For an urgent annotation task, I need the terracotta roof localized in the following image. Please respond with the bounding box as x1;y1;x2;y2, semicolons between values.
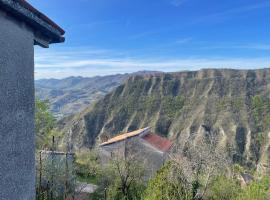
100;127;150;146
142;133;172;152
0;0;65;43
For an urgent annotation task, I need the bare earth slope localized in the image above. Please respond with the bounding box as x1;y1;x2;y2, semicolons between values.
58;68;270;172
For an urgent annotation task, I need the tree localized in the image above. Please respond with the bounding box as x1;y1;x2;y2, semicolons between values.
91;148;146;200
168;133;232;200
143;162;192;200
35;98;55;149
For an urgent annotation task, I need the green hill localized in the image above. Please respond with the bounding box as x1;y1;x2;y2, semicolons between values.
58;68;270;172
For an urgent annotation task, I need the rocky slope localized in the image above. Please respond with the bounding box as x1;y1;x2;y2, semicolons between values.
57;68;270;172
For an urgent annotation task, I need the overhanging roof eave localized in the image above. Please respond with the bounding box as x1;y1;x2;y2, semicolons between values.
0;0;65;44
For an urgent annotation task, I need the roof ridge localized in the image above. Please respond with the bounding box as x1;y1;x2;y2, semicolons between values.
100;127;150;146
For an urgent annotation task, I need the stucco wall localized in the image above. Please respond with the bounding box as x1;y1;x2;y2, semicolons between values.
100;136;166;180
0;10;35;200
127;137;166;179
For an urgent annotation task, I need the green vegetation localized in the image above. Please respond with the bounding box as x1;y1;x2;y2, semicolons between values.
36;152;76;200
251;95;270;132
35;98;56;149
90;154;146;200
205;176;241;200
236;176;270;200
85;156;270;200
216;97;244;113
79;135;270;200
143;162;192;200
144;164;270;200
35;99;76;199
75;150;101;185
35;98;65;150
161;96;185;118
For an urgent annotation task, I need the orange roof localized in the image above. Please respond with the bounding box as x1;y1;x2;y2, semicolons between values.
100;127;150;146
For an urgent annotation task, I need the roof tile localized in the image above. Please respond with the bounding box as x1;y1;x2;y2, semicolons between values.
142;133;172;152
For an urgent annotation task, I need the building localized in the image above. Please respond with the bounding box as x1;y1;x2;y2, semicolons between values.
99;127;173;178
0;0;64;199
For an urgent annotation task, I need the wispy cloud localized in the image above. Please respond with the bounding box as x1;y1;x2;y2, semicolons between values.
34;47;270;79
199;43;270;50
193;1;270;24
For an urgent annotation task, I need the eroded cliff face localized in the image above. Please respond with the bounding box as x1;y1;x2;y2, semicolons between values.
58;68;270;172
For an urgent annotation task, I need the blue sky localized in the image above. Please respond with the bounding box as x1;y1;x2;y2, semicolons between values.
29;0;270;79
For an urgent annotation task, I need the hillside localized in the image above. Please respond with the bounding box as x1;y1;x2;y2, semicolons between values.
57;68;270;172
36;71;159;118
35;74;129;118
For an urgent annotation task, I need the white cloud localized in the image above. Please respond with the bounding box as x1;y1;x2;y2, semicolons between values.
34;47;270;79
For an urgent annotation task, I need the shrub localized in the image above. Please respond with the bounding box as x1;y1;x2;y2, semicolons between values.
205;176;241;200
143;162;192;200
236;176;270;200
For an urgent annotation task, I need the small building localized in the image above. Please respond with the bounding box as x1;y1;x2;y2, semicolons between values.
0;0;64;199
99;127;173;178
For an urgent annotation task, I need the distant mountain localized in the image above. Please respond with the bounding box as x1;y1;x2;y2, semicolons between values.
35;71;160;118
57;68;270;173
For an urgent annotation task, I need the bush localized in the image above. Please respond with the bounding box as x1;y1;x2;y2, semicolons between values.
205;176;241;200
90;154;146;200
143;162;192;200
236;176;270;200
75;149;101;184
251;95;270;132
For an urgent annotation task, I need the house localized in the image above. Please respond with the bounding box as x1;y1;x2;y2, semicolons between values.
99;127;173;178
0;0;64;199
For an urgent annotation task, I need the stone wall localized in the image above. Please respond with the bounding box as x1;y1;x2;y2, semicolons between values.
0;9;35;200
